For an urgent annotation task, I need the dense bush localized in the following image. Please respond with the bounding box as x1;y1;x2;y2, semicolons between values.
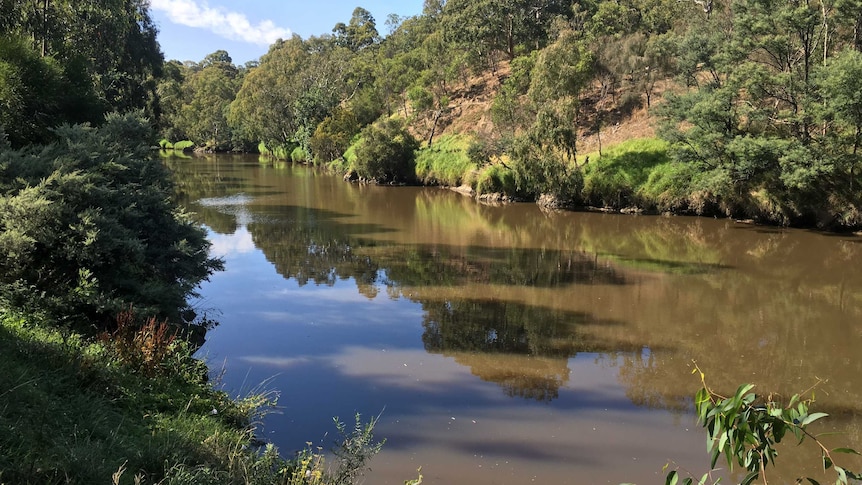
0;36;101;148
475;164;517;195
290;146;309;163
510;138;583;203
353;118;419;183
309;108;360;165
0;112;222;327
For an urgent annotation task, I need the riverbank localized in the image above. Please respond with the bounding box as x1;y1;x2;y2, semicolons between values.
0;306;394;484
322;134;862;231
0;309;279;484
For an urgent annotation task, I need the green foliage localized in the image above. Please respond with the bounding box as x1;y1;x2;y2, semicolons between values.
656;3;862;226
0;310;268;484
581;138;671;208
414;134;476;186
259;142;293;160
475;163;517;195
491;52;537;135
330;413;386;485
510;138;584;202
0;35;100;147
524;29;593;160
160;139;195;151
332;7;381;52
1;0;163;125
353;118;419;183
174;57;241;151
441;0;570;62
0;112;222;326
291;146;309;163
229;35;354;154
0;308;387;485
310;108;360;164
173;139;195;150
666;368;862;485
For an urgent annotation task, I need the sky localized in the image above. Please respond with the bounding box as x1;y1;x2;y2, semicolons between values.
149;0;425;65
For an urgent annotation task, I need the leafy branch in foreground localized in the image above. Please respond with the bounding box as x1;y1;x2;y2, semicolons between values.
663;365;862;485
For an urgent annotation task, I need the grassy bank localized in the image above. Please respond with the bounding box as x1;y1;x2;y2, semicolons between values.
0;310;386;485
414;135;476;187
0;310;273;484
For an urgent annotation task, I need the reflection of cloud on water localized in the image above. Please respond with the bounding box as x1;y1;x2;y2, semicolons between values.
199;193;254;226
198;193;254;207
235;346;479;391
237;355;312;368
330;346;481;391
209;225;256;257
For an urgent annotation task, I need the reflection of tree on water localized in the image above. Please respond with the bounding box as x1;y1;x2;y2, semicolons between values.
421;298;632;401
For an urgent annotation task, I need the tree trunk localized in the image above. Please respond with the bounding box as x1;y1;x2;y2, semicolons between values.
427;109;443;146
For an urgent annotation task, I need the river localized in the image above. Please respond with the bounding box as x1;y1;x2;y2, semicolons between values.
167;153;862;484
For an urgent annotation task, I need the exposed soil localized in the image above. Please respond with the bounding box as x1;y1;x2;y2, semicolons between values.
411;59;660;154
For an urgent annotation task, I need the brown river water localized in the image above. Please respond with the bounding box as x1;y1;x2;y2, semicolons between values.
168;154;862;484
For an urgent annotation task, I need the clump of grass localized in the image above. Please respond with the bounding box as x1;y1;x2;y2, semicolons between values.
291;146;309;163
159;139;195;151
475;163;516;195
326;136;361;175
580;138;672;209
259;142;291;160
414;134;476;186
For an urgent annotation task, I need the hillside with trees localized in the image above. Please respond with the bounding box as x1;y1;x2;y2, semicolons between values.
146;0;862;229
6;0;860;227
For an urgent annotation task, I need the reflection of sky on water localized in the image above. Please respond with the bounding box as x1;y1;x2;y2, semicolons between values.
208;226;256;258
193;224;709;484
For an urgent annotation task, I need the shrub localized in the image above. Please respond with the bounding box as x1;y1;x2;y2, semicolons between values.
0;112;223;327
173;140;195;151
291;146;309;163
309;108;360;165
510;137;583;202
353;118;419;183
475;164;516;195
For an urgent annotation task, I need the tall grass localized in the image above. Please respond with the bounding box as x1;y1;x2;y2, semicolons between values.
259;142;292;161
414;134;477;186
580;138;677;209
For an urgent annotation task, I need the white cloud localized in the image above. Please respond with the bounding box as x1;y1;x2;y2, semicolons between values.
151;0;290;45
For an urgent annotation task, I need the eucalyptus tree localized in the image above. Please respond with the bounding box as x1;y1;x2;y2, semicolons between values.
657;0;862;224
0;0;163;132
229;35;357;157
332;7;381;51
441;0;569;63
173;51;242;150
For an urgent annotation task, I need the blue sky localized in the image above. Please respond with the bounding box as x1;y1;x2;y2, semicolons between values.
150;0;425;65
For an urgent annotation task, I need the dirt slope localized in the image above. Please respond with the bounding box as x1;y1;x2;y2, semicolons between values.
414;59;658;153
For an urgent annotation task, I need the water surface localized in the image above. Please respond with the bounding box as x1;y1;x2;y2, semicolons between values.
169;154;862;484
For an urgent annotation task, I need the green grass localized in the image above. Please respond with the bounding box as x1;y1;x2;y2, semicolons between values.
0;311;256;484
259;142;291;160
474;163;516;195
414;134;477;186
290;146;308;163
0;310;274;484
579;138;677;209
